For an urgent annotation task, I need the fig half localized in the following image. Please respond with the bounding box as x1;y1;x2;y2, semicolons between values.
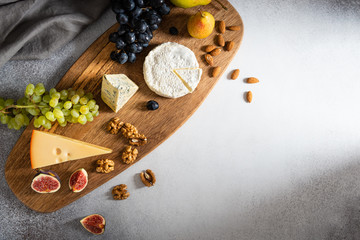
69;168;88;192
80;214;105;235
31;169;61;193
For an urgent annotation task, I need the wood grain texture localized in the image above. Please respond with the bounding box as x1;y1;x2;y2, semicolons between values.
4;2;243;212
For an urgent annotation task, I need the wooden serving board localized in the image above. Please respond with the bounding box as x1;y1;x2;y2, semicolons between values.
4;2;243;212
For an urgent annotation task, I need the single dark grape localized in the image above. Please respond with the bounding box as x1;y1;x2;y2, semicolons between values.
146;100;159;110
124;32;136;44
123;0;135;11
137;32;150;43
118;52;128;64
135;19;148;33
116;13;128;24
110;51;119;61
109;32;120;43
118;24;131;35
146;28;153;39
116;39;126;49
128;52;136;63
126;43;138;53
131;6;142;19
150;0;164;8
156;3;170;15
141;42;149;48
149;24;159;31
135;43;143;53
135;0;144;7
169;27;178;35
112;2;125;14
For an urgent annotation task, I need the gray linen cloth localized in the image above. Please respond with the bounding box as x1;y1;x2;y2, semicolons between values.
0;0;110;68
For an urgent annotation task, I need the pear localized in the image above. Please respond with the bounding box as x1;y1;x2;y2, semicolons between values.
187;11;215;39
170;0;227;10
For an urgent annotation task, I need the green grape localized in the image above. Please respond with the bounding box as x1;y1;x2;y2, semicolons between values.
70;109;79;118
79;105;89;114
73;104;81;110
41;107;50;115
71;95;80;104
84;92;93;100
71;116;78;123
7;118;14;129
78;115;87;125
1;115;10;124
4;99;14;107
60;90;68;100
93;104;99;111
85;112;94;122
25;84;35;96
57;117;65;124
27;108;40;116
0;98;5;107
11;118;20;130
63;101;72;110
34;83;46;96
65;115;72;122
53;109;64;119
43;119;52;129
33;118;41;128
76;89;85;97
49;98;58;108
32;95;42;103
12;108;21;115
38;102;47;106
79;97;88;105
68;89;76;99
37;116;46;125
45;111;56;122
23;115;30;126
49;88;57;97
87;100;96;110
42;95;51;103
62;109;70;117
14;114;25;125
91;110;99;117
59;121;67;127
52;92;60;99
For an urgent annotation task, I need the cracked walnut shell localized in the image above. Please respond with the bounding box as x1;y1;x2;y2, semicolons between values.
107;117;124;134
112;184;130;200
122;146;138;164
96;159;115;173
140;169;156;187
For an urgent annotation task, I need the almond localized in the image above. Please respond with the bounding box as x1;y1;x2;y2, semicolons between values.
210;48;222;56
225;41;234;51
216;34;225;47
231;69;240;80
247;91;253;103
247;77;259;84
218;21;226;34
212;66;221;77
227;26;242;31
204;54;214;66
205;45;217;52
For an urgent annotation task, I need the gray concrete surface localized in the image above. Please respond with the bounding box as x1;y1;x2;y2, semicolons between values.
1;1;360;239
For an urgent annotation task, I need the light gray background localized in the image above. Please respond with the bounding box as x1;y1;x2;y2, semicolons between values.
1;0;360;239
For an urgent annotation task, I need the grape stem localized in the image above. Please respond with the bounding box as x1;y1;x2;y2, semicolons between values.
0;104;45;114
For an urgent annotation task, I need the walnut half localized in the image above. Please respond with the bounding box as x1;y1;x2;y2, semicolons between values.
96;159;115;173
112;184;130;200
107;117;124;134
129;133;148;146
122;146;138;164
140;169;156;187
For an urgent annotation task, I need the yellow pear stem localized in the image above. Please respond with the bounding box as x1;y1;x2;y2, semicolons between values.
214;0;228;10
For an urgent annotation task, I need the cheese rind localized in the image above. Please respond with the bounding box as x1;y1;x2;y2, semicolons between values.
143;42;202;98
101;74;139;112
30;130;112;169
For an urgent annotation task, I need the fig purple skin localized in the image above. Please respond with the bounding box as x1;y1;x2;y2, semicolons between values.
31;169;61;193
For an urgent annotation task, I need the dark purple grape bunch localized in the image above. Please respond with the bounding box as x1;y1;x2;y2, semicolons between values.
109;0;171;64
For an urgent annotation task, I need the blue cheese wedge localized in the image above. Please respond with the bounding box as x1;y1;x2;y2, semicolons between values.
101;74;139;112
143;42;202;98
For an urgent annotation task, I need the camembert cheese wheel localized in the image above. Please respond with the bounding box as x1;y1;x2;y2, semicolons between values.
30;130;112;169
143;42;202;98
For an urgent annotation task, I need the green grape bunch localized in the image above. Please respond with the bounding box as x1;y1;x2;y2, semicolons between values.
0;83;100;130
